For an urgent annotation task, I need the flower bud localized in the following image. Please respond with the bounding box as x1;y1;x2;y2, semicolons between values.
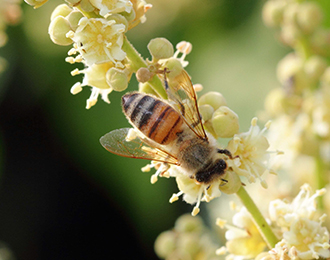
304;56;327;82
212;106;239;138
78;0;95;12
162;58;184;79
198;92;227;111
277;53;309;94
154;231;176;259
174;214;203;234
24;0;48;8
219;171;241;194
148;38;174;61
66;10;84;31
136;67;153;83
198;104;214;122
177;233;200;257
297;2;323;34
50;4;72;21
106;67;128;91
262;0;286;27
48;16;73;46
264;87;285;116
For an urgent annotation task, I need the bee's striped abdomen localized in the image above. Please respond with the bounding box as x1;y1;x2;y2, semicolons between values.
122;93;184;145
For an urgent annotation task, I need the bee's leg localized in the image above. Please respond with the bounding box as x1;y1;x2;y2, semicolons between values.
217;149;237;159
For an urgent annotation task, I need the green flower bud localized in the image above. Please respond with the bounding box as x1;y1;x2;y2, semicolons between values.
174;214;203;234
304;56;327;82
66;11;84;31
138;82;158;96
148;38;174;61
136;67;153;83
163;58;184;79
199;104;214;122
219;171;241;194
24;0;48;8
262;0;287;27
297;2;323;34
51;4;72;21
198;92;227;111
154;231;176;259
106;67;128;92
264;87;285;116
283;3;299;25
177;233;200;257
48;16;73;46
79;0;95;12
277;53;309;94
212;106;239;138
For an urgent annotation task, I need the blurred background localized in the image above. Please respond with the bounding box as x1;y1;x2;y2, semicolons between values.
0;0;289;259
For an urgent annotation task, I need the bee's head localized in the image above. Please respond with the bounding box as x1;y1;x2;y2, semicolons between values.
195;159;227;184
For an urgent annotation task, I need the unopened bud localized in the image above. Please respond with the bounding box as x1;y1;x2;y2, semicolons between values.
198;92;227;111
163;58;184;79
48;16;73;46
78;0;95;12
106;67;128;92
262;0;287;27
148;38;174;60
174;214;203;233
212;106;239;138
50;4;72;21
136;67;153;83
304;56;327;82
177;233;199;257
154;231;176;259
66;10;84;31
297;2;323;34
219;171;241;194
198;104;214;122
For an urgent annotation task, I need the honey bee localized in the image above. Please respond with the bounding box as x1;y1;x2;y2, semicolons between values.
100;69;232;184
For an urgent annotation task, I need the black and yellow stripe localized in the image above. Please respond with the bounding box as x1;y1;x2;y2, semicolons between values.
122;93;184;145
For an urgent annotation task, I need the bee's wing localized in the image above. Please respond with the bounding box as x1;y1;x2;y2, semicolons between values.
100;128;179;165
160;69;208;141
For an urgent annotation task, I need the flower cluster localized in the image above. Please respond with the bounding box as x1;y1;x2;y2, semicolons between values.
154;214;219;260
31;0;151;108
217;184;330;260
262;0;330;182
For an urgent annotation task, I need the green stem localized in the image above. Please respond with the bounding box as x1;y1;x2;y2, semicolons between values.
122;37;167;99
295;37;312;60
236;186;278;249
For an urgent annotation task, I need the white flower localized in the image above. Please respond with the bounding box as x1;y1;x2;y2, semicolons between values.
216;207;267;259
268;184;330;259
170;168;222;216
89;0;133;17
226;117;277;188
70;62;115;109
69;17;126;67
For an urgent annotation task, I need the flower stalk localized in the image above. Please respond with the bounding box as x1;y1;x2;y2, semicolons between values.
122;37;167;99
236;186;278;249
